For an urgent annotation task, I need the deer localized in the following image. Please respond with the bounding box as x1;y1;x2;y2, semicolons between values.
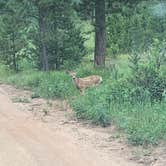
67;71;102;94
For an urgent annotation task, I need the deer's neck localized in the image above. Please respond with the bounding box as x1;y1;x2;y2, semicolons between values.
73;77;80;89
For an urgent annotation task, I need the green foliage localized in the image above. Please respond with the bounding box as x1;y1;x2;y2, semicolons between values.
68;53;166;145
129;39;166;102
70;74;166;145
6;70;78;99
75;62;117;80
80;21;94;57
1;51;166;145
35;72;78;98
131;66;166;102
70;84;111;127
7;71;42;88
12;97;31;103
112;102;166;145
0;0;38;71
107;1;166;57
48;23;86;70
0;0;166;147
0;0;86;71
46;4;86;70
0;64;11;79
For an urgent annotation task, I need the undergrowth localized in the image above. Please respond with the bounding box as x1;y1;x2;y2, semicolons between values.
0;61;166;146
70;76;166;145
3;70;78;99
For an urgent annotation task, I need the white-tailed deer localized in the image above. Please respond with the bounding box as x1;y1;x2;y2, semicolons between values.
67;71;102;94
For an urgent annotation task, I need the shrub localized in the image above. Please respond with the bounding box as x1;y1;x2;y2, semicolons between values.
35;72;78;99
70;84;111;126
128;40;166;102
0;64;11;80
7;71;42;88
113;102;166;145
131;66;166;102
70;76;152;127
76;62;118;81
6;71;78;99
70;76;166;145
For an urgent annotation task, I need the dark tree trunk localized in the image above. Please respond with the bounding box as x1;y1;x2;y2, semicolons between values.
38;7;49;71
11;31;17;72
94;0;106;67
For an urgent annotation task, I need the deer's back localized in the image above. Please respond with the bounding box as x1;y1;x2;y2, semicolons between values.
77;75;102;89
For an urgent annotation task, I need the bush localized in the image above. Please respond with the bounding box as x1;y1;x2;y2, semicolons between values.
76;62;117;81
70;74;166;145
130;66;166;102
35;72;78;99
7;71;42;88
0;64;11;80
113;102;166;145
47;21;86;70
70;84;111;127
6;71;78;99
1;61;166;146
128;40;166;102
70;77;150;127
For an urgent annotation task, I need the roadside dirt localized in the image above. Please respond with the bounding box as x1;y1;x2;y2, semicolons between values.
0;84;165;166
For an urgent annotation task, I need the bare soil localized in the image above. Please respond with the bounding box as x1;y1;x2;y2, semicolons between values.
0;84;165;166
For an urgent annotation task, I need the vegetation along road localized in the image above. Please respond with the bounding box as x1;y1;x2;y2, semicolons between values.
0;86;141;166
0;0;166;166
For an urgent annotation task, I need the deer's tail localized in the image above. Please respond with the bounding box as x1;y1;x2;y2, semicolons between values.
99;77;103;84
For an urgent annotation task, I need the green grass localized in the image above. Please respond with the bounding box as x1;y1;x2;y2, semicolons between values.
0;56;165;146
68;56;166;145
12;97;31;103
70;78;166;145
0;64;12;81
0;22;165;146
2;70;78;99
111;102;166;145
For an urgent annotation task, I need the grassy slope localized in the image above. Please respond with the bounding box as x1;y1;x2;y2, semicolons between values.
0;56;166;146
0;22;166;146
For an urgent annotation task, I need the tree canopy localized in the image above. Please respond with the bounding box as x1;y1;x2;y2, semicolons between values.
0;0;166;70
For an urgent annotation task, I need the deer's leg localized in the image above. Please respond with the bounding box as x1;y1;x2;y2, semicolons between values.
80;89;85;95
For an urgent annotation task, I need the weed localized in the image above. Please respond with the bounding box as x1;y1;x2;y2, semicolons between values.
4;71;79;99
12;97;31;103
43;108;49;116
1;57;166;146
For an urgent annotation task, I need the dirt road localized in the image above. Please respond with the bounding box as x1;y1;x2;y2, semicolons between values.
0;86;153;166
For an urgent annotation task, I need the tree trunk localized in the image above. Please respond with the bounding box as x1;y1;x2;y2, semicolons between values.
38;7;49;71
94;0;106;67
11;31;17;72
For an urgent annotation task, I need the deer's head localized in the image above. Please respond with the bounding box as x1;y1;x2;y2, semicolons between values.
66;71;77;80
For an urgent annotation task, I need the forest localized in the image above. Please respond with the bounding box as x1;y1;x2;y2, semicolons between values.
0;0;166;146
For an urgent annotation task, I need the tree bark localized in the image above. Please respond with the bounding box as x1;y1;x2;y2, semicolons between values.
38;7;49;71
11;31;17;72
94;0;106;67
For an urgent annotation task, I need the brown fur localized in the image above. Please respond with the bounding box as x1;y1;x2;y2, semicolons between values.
67;71;102;94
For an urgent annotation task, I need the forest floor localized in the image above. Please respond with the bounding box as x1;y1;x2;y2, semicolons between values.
0;84;165;166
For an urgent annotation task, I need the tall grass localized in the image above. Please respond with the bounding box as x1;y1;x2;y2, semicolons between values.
0;61;166;146
0;64;12;80
3;70;78;99
70;74;166;145
111;102;166;145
